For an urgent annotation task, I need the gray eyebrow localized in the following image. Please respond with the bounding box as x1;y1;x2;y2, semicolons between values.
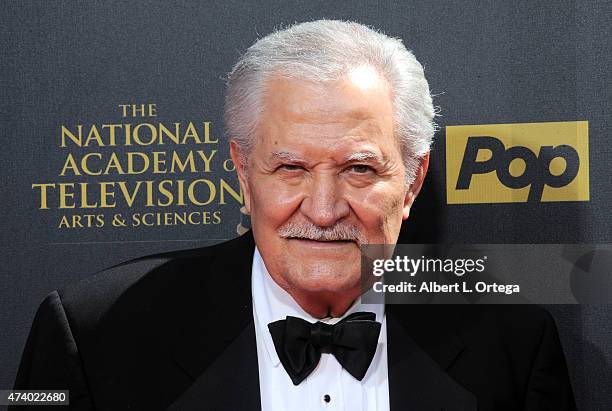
270;150;385;164
344;151;384;163
270;151;303;161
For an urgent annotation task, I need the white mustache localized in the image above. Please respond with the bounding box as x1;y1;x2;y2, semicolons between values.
278;222;368;246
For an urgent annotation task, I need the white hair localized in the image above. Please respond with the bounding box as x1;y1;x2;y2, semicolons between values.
224;19;436;185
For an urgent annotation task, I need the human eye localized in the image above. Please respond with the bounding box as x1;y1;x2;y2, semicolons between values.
348;164;374;174
282;164;302;170
277;163;306;172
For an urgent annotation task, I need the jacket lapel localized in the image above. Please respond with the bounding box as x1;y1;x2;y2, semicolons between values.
386;305;477;410
168;232;261;411
168;322;261;410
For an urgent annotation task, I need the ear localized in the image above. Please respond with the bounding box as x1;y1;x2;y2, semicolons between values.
402;152;429;220
229;141;252;214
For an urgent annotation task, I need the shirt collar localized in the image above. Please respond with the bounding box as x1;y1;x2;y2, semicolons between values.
251;246;385;367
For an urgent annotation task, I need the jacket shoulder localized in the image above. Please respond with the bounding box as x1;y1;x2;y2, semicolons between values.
17;232;255;409
56;232;254;329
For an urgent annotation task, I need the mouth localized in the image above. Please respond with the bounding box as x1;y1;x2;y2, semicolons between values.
287;238;356;248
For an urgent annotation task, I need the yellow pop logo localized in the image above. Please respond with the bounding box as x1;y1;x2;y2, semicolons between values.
446;121;589;203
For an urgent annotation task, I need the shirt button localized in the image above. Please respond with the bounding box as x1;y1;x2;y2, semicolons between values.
323;394;331;403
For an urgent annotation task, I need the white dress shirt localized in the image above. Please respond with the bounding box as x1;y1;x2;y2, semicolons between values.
251;247;390;411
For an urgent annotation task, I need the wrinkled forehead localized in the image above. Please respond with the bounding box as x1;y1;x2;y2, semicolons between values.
249;72;400;166
257;70;394;136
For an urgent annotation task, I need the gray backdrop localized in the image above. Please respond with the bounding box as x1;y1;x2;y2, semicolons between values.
1;1;611;409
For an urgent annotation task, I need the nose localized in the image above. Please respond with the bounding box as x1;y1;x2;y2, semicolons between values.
299;172;350;227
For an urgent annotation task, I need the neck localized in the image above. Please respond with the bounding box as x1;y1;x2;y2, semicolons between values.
283;286;362;319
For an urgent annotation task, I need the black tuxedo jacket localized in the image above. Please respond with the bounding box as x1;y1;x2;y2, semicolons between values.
13;232;576;410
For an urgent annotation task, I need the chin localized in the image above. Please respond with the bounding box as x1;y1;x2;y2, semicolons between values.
288;262;361;293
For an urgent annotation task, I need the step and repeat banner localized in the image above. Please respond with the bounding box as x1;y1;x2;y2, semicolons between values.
2;1;610;409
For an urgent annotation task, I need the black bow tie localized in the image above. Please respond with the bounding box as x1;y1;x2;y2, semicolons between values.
268;311;382;385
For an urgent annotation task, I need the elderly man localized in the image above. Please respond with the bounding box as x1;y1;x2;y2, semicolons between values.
13;20;574;410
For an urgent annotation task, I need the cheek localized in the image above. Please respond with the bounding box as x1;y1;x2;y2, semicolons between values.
348;186;405;237
250;179;304;227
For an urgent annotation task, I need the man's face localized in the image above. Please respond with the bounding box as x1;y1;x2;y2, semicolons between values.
231;67;427;295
